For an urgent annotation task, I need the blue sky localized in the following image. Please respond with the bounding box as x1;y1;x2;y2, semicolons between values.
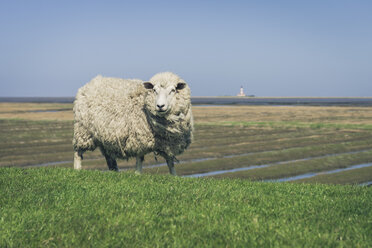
0;0;371;97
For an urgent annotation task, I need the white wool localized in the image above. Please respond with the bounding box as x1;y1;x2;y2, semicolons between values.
73;72;193;173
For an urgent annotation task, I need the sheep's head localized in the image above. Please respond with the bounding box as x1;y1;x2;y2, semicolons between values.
143;72;191;117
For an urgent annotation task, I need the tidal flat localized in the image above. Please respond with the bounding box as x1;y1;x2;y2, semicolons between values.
1;102;372;185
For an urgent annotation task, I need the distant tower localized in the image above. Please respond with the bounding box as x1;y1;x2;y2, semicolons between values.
237;86;246;97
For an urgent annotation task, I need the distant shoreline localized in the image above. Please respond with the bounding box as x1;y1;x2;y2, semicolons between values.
1;96;372;106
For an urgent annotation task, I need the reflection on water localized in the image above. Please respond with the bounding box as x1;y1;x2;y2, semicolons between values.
184;164;272;178
184;149;371;178
360;181;372;186
24;160;72;167
268;163;372;182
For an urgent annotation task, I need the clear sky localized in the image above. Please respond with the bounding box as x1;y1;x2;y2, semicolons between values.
0;0;371;97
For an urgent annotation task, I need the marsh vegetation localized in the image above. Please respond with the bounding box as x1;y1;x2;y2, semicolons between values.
1;103;372;185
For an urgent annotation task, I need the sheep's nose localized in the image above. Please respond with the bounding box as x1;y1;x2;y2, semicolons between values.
157;104;165;110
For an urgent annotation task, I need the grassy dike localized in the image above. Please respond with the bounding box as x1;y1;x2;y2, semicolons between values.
1;168;371;247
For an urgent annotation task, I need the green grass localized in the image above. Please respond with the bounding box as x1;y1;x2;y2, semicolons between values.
1;168;371;247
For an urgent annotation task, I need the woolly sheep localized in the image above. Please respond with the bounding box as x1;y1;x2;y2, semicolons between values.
73;72;193;175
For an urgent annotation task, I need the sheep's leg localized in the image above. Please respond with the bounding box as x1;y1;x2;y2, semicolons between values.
135;155;144;174
74;151;83;170
105;155;118;171
166;157;177;176
100;147;118;171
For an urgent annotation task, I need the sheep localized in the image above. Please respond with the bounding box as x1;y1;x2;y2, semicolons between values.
73;72;193;175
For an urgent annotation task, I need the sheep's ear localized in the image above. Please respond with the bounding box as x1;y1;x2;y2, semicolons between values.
176;82;186;90
143;82;154;89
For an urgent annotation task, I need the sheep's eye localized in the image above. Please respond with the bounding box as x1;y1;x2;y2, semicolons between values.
170;88;176;94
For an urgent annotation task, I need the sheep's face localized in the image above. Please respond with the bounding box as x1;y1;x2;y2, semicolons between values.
144;72;190;117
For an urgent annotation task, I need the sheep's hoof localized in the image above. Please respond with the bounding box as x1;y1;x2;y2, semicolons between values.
135;170;142;175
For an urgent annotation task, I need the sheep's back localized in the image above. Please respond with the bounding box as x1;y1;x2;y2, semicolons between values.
74;76;155;157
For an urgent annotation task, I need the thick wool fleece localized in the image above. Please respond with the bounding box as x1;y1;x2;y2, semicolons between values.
73;72;193;163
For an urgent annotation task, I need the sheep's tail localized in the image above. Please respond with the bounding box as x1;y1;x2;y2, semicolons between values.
153;152;158;162
116;135;128;159
173;156;179;164
153;152;179;164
